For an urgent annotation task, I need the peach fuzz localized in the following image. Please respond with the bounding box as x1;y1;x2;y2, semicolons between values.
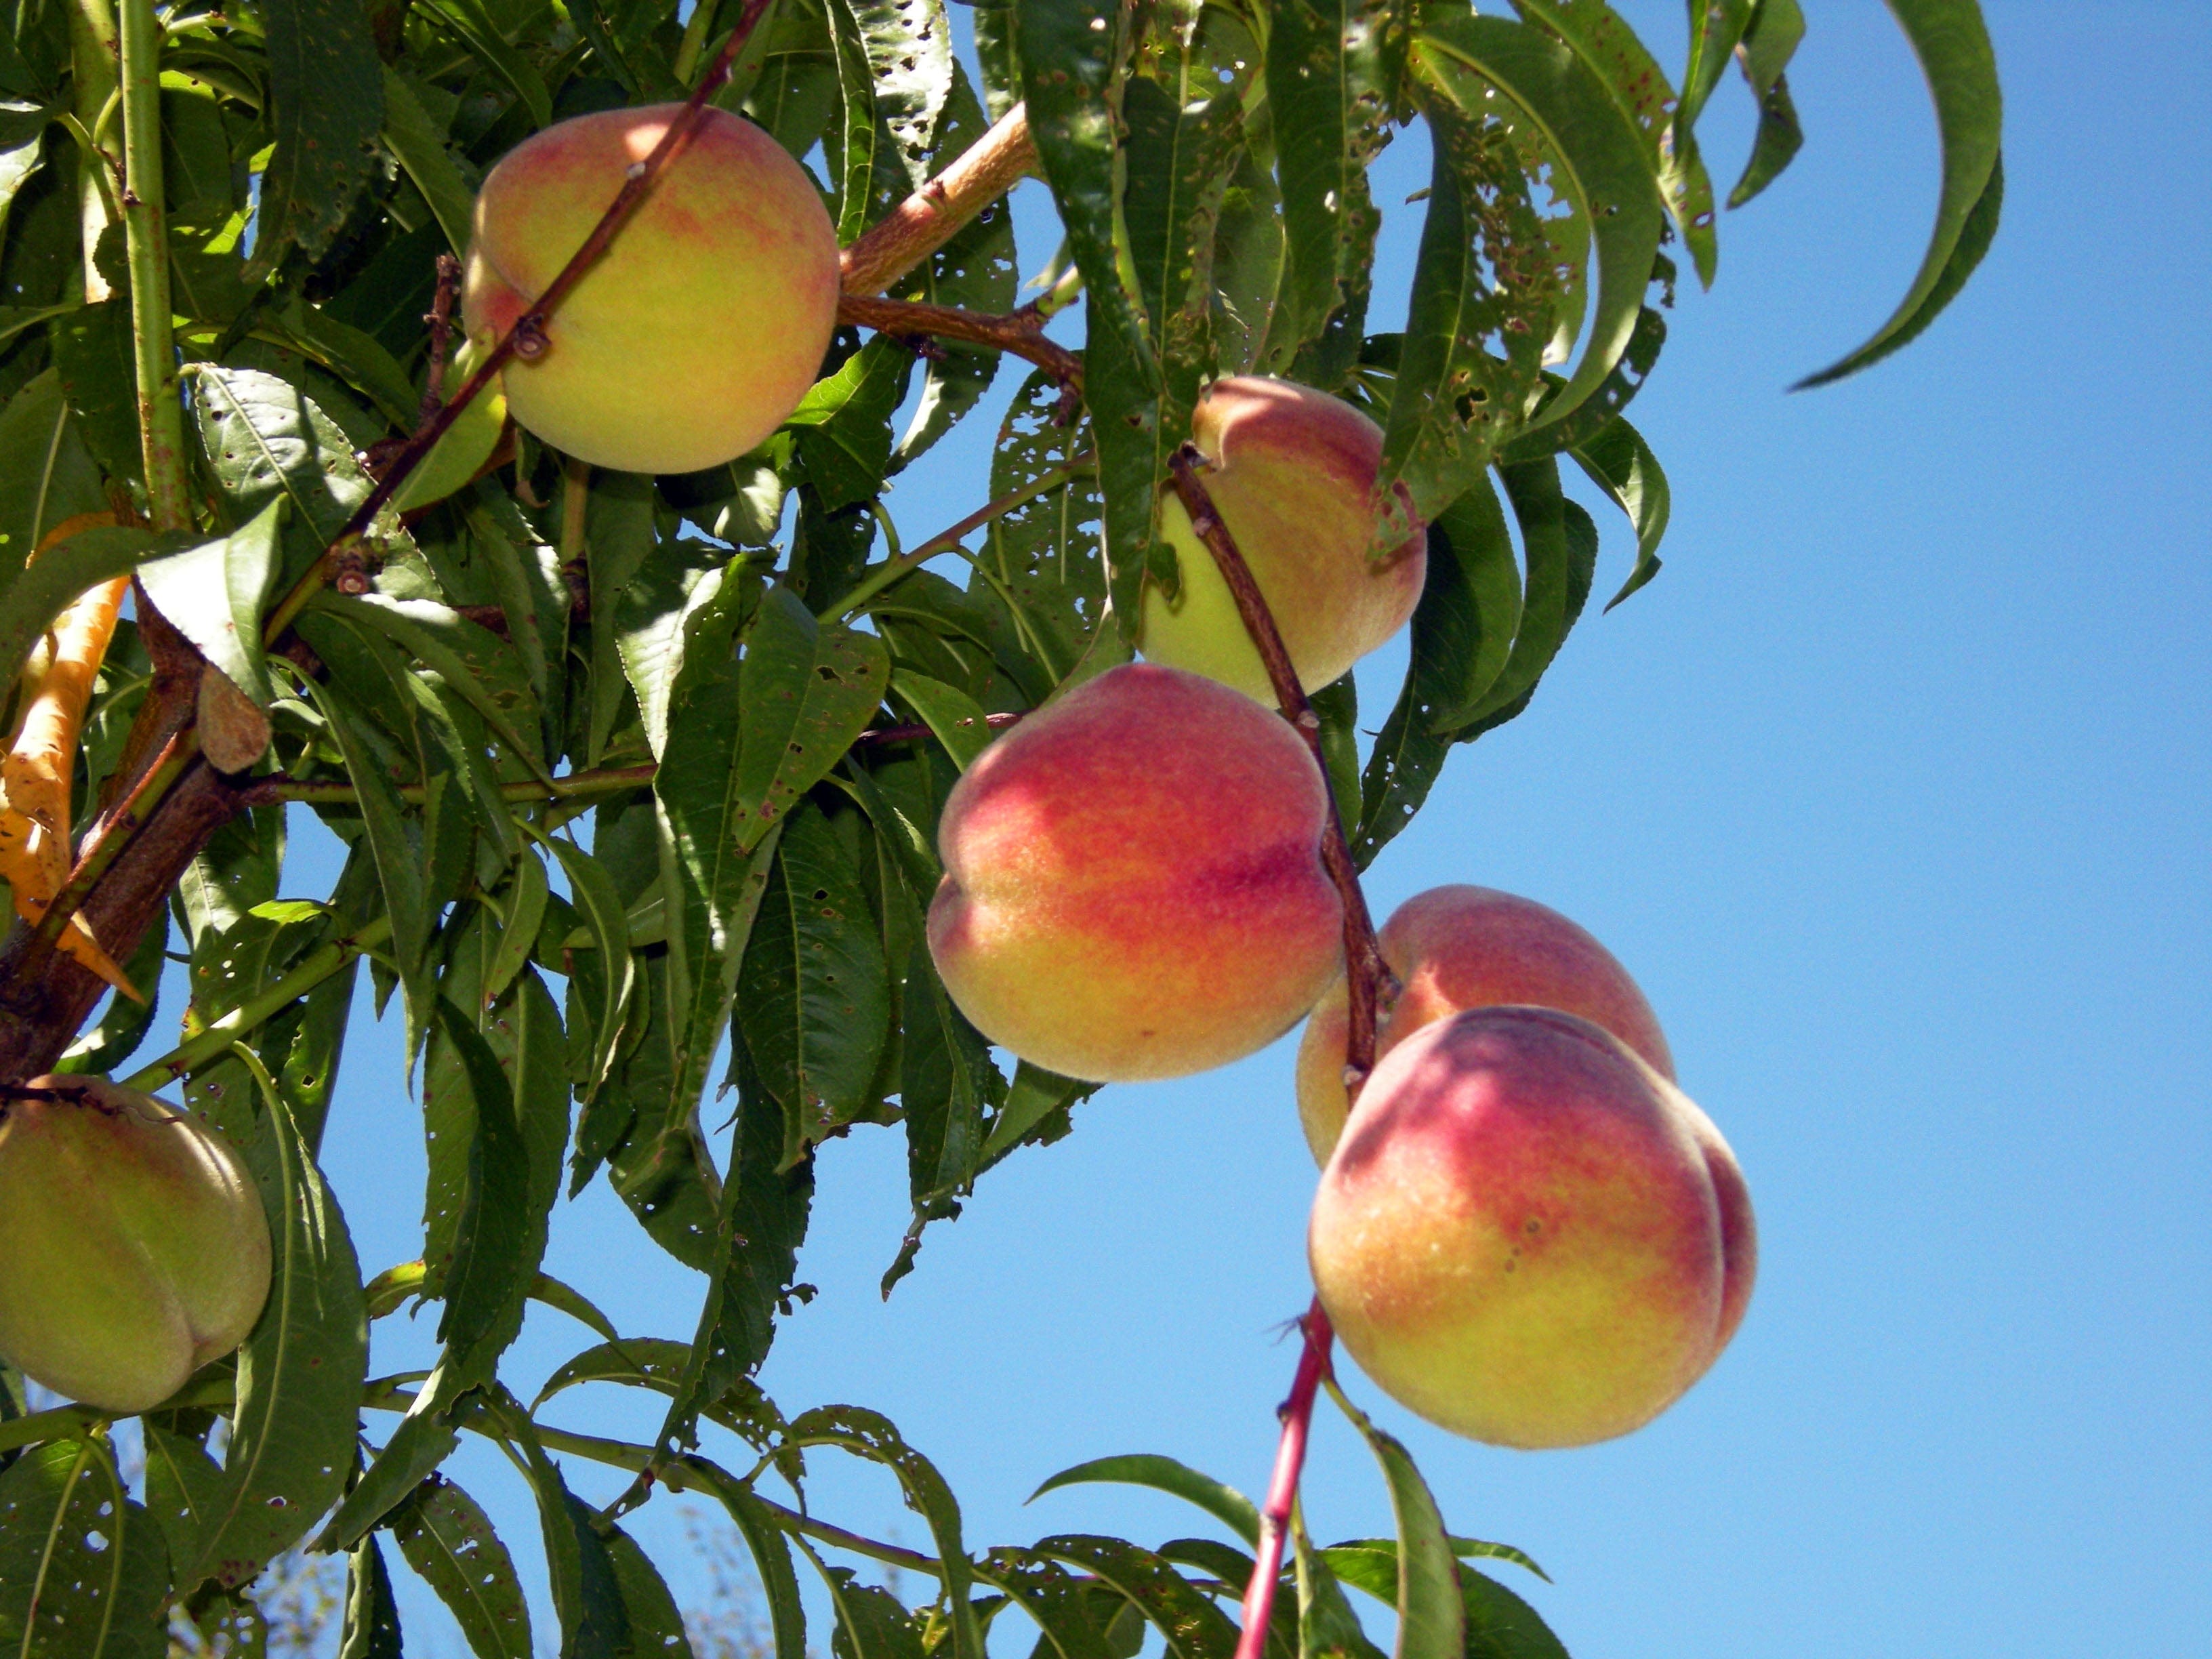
0;1078;270;1412
926;664;1343;1083
1309;1008;1738;1449
1141;377;1427;701
1296;884;1674;1164
463;104;839;475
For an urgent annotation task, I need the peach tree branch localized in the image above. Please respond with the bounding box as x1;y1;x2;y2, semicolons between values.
838;102;1038;298
837;293;1082;391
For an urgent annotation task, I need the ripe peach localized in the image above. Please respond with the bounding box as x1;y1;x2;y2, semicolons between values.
927;663;1343;1082
1296;885;1674;1162
1141;377;1427;701
462;104;839;475
0;1077;270;1412
1309;1008;1750;1448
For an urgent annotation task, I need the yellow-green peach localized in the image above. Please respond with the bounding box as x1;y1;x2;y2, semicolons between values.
926;663;1343;1082
0;1077;270;1413
462;104;838;474
1310;1007;1739;1448
1296;884;1674;1164
1141;377;1427;701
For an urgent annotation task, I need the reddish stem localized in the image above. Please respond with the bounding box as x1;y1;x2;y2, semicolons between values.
1166;443;1391;1659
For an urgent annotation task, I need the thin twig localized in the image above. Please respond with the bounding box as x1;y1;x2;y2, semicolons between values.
821;453;1094;621
838;293;1082;390
419;253;462;427
852;712;1024;746
1166;441;1393;1659
839;102;1038;298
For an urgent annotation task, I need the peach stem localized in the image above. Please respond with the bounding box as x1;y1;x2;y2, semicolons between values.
1165;443;1389;1659
1240;1300;1335;1659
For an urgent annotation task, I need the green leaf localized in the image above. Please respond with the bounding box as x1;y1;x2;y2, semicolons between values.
1263;0;1397;382
1353;478;1521;866
808;1555;926;1659
382;66;478;254
1448;456;1595;731
605;1524;699;1659
1727;67;1803;211
1014;0;1157;390
1331;1407;1462;1659
980;374;1106;685
1569;414;1669;608
737;800;891;1165
1293;1527;1383;1659
481;1396;632;1659
1029;1454;1260;1547
0;1438;168;1659
48;298;140;485
483;850;550;1008
613;541;743;760
1510;0;1719;286
583;471;659;767
1798;0;2001;386
296;669;434;1050
787;338;912;512
313;590;552;782
733;586;892;849
975;1549;1120;1659
596;953;726;1269
842;0;953;184
1372;100;1551;526
140;1422;227;1580
188;364;384;556
675;1459;811;1659
1414;14;1666;438
431;997;537;1353
1725;0;1805;209
787;1408;985;1659
422;0;552;129
173;1067;369;1593
652;1039;813;1454
884;930;1002;1292
1031;1536;1240;1659
136;499;285;704
825;0;888;243
390;1474;534;1659
340;1532;406;1659
534;828;634;1103
893;67;1017;471
888;668;995;769
258;0;386;267
1319;1538;1549;1588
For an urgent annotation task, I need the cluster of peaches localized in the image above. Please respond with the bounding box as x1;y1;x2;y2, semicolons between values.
926;375;1756;1450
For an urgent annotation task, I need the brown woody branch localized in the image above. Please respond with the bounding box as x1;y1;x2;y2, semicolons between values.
838;103;1038;298
838;293;1081;390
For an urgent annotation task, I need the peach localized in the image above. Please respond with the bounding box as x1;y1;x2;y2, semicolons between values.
1309;1008;1750;1448
462;104;839;475
1141;377;1427;701
927;663;1343;1082
0;1077;270;1412
1296;885;1673;1164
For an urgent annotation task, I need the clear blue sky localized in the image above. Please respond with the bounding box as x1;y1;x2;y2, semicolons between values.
266;4;2209;1655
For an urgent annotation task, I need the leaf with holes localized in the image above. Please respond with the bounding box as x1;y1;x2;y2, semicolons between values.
0;1437;168;1659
